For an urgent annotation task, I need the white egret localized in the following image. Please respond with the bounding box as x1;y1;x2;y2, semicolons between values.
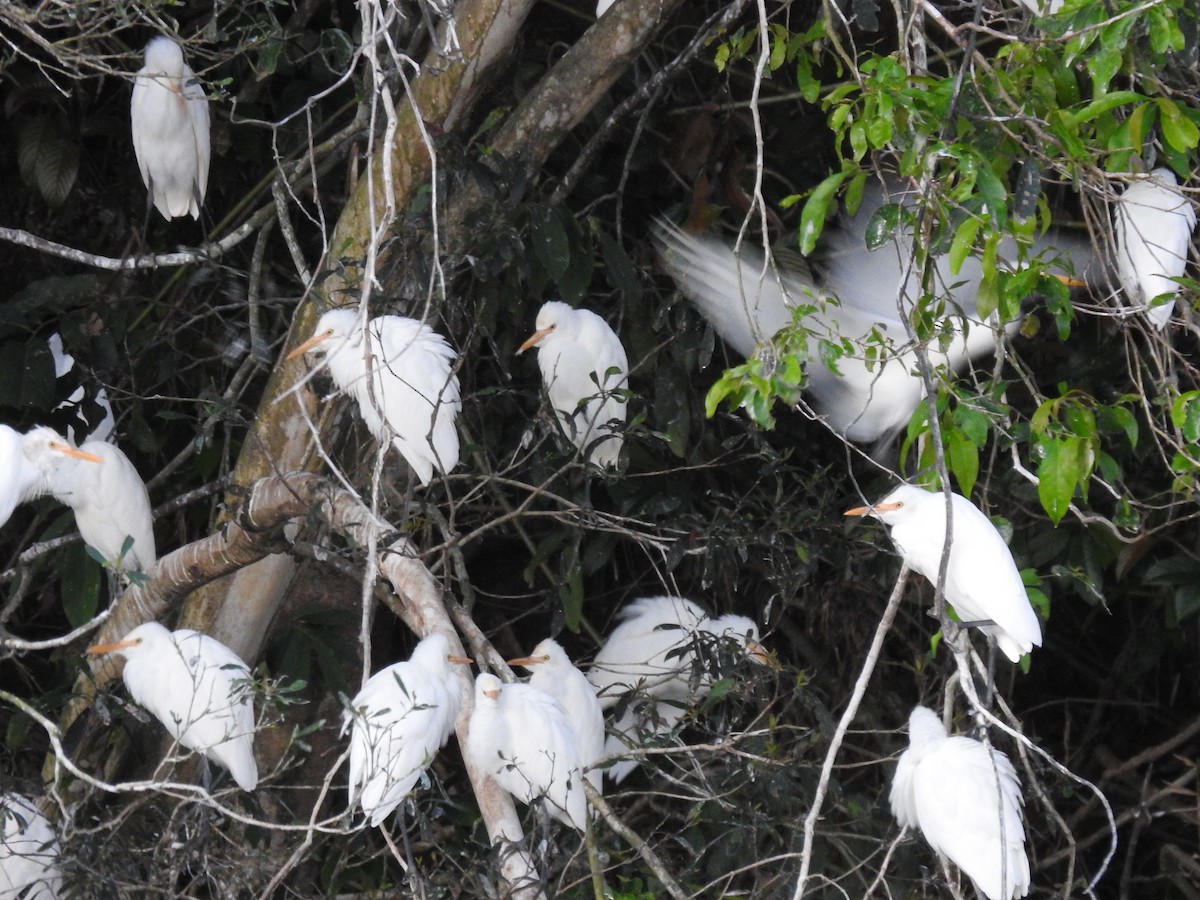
0;425;46;529
508;638;606;792
131;36;210;221
586;595;768;783
465;672;587;831
891;706;1030;900
343;633;471;826
87;622;258;791
845;484;1041;662
518;300;629;469
22;427;156;572
655;178;1094;447
48;333;115;445
1114;168;1195;329
0;793;61;899
287;309;461;486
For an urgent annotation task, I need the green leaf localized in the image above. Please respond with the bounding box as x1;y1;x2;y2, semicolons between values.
798;171;847;255
1156;98;1200;152
947;428;979;498
60;540;102;627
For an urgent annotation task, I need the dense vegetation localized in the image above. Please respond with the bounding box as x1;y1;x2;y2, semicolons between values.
1;0;1197;896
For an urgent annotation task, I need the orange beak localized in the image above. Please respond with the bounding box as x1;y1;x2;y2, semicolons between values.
51;443;104;463
1053;273;1087;289
517;326;554;355
86;637;139;655
507;654;551;667
286;330;332;361
844;501;901;517
447;655;473;665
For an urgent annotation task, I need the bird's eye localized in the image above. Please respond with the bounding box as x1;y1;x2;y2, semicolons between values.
324;329;335;337
895;502;904;509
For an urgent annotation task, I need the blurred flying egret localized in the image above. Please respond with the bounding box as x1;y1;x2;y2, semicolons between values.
0;793;61;899
131;36;210;221
1114;168;1195;330
0;425;46;529
48;333;115;445
87;622;258;791
343;633;471;826
465;672;587;831
891;706;1030;900
655;177;1094;447
845;484;1041;662
287;309;461;486
509;638;606;792
22;427;156;572
586;595;768;783
518;300;629;469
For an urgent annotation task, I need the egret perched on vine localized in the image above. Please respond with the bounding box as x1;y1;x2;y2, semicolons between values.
288;309;462;485
131;36;210;221
509;638;606;792
0;792;61;899
343;633;471;826
0;426;46;529
1114;168;1195;330
891;706;1030;900
518;301;629;469
845;484;1041;662
465;673;587;831
22;427;156;572
87;622;258;791
586;595;768;783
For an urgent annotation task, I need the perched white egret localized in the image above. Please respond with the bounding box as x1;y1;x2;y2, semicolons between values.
48;333;115;445
1114;168;1195;330
891;706;1030;900
518;300;629;469
87;622;258;791
22;427;156;572
465;673;587;831
287;309;461;486
586;595;768;783
131;36;210;221
845;484;1041;662
0;793;61;899
343;633;471;826
655;178;1095;447
509;638;606;792
0;426;46;529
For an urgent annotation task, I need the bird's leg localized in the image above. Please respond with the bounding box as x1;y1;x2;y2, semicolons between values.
139;180;154;253
982;634;998;712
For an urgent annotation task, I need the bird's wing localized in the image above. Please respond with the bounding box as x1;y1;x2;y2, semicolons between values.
83;442;156;569
181;62;211;207
913;738;1028;900
503;687;587;830
587;597;706;703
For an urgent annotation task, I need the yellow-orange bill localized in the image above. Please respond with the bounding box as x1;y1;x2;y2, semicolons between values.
447;655;473;665
86;638;137;655
507;655;550;667
285;330;330;361
844;501;901;516
53;444;104;463
517;326;553;355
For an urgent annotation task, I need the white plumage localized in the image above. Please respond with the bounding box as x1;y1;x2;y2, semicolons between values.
48;332;115;445
846;484;1041;662
1114;168;1195;329
586;595;766;783
22;426;156;572
87;622;258;791
465;673;587;831
596;0;616;15
343;633;467;826
655;179;1094;446
288;309;462;485
131;36;210;221
891;706;1030;900
0;793;61;899
509;638;606;793
518;300;629;469
0;425;47;530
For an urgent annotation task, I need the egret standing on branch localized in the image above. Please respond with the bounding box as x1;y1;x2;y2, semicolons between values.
343;633;471;826
1114;167;1196;330
22;427;156;572
586;595;768;783
518;300;629;469
87;622;258;792
509;638;606;792
845;485;1042;662
0;425;46;529
465;672;587;831
288;309;462;486
891;706;1030;900
0;792;62;899
131;36;210;221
